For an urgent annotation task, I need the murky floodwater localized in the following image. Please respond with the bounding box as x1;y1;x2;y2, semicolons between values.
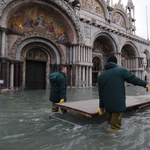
0;85;150;150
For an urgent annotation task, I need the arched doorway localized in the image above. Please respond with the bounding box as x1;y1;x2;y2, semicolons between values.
92;34;115;85
92;57;101;86
26;49;48;90
121;44;136;75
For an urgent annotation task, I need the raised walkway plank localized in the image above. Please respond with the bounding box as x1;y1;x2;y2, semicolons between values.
55;94;150;117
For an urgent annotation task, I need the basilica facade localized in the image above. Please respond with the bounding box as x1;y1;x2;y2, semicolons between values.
0;0;150;90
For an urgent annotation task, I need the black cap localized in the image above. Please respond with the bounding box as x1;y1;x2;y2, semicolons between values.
107;55;117;64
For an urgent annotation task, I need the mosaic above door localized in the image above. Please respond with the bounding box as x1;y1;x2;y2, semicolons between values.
8;4;68;42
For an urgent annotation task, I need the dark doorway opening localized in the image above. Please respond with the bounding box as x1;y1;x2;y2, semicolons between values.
92;72;98;86
26;60;46;90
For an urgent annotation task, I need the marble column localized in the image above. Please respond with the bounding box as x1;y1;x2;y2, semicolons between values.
72;65;76;86
46;61;50;89
90;48;92;62
75;45;78;62
78;45;80;62
19;64;23;87
22;61;26;87
89;67;92;87
15;64;19;87
70;66;72;87
84;46;86;62
80;46;83;62
78;66;81;88
73;46;75;64
82;66;85;88
88;47;89;62
67;47;69;64
1;31;6;56
75;66;78;87
10;63;14;89
70;46;72;64
86;66;88;87
135;58;138;76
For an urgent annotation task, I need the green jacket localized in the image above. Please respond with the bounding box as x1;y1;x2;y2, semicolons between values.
49;71;67;103
98;62;147;112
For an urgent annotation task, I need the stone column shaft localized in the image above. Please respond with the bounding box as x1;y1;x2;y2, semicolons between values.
78;45;80;62
70;46;72;63
46;61;50;89
86;66;88;87
10;63;14;88
73;46;75;64
1;31;6;56
82;66;85;87
88;47;89;62
15;64;19;87
89;67;92;87
78;66;81;87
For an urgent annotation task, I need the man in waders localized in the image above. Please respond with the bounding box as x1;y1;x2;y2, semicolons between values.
97;55;149;132
49;65;67;113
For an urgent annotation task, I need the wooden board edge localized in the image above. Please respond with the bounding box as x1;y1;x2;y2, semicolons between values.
55;104;99;118
126;101;150;109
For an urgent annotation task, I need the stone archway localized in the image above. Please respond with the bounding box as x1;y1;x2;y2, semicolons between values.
10;36;64;89
121;42;141;77
92;33;118;85
121;44;136;69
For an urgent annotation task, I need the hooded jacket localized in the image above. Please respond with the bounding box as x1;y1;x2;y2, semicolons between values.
98;62;147;112
49;71;67;103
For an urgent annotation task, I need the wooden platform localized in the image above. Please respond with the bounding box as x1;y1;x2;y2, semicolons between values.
55;94;150;117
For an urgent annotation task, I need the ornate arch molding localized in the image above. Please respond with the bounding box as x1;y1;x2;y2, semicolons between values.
121;41;139;57
0;0;83;42
92;31;118;53
10;31;65;64
20;43;56;64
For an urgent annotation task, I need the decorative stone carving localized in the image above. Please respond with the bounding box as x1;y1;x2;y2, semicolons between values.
113;1;127;15
10;31;65;63
0;0;13;17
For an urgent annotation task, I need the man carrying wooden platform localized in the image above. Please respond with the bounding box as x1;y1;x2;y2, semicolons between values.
97;55;149;132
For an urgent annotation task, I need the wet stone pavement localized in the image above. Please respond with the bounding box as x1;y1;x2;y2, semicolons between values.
0;86;150;150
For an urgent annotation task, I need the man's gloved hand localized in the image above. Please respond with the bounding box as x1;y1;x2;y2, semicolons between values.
59;99;64;103
146;84;149;92
96;108;104;115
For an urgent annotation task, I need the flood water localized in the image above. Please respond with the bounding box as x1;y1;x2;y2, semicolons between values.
0;85;150;150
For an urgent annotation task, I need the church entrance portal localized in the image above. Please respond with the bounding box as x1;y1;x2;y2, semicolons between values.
25;49;48;90
26;60;46;90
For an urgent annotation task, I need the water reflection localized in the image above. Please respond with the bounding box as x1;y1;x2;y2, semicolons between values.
0;86;150;150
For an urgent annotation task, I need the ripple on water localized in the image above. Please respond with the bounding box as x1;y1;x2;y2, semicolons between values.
1;133;24;140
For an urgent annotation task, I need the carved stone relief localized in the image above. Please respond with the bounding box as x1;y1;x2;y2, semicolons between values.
10;31;65;64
